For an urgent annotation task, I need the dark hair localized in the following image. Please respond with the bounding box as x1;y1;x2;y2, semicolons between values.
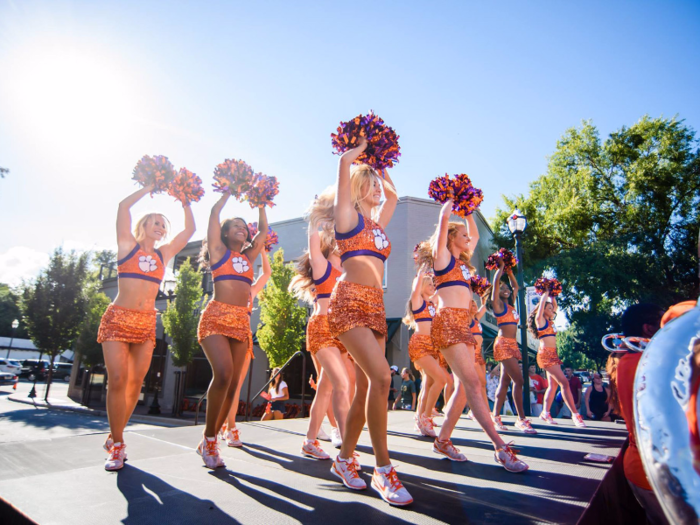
620;303;664;337
527;310;539;339
199;217;252;270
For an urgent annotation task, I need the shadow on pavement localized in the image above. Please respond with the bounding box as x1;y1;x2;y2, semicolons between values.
116;464;238;524
0;407;110;431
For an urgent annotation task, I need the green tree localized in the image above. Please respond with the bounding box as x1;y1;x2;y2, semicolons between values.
21;249;89;400
257;249;307;367
162;257;204;367
492;116;700;365
0;283;28;338
74;281;111;369
92;250;117;280
556;328;599;371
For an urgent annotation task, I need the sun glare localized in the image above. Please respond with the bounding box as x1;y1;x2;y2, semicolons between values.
7;40;140;158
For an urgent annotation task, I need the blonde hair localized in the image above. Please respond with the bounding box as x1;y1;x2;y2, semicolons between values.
288;228;337;305
350;164;381;220
414;221;476;274
133;213;170;246
305;186;336;234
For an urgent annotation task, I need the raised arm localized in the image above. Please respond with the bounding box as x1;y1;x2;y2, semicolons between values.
465;213;480;254
334;139;367;233
536;290;550;326
475;301;488;321
159;204;196;264
433;199;454;270
116;186;153;250
491;259;505;312
208;193;230;254
506;266;519;295
307;227;330;278
410;268;427;310
376;169;398;229
250;250;271;299
551;296;558;314
244;206;268;263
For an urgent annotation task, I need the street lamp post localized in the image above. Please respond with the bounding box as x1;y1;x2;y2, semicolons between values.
507;209;531;417
5;319;19;359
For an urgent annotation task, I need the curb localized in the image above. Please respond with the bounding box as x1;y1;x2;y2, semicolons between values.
7;394;192;428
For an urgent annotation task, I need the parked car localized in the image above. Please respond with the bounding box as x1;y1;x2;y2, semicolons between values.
0;358;22;375
8;359;22;369
20;359;51;381
575;371;591;383
0;371;18;387
53;362;74;382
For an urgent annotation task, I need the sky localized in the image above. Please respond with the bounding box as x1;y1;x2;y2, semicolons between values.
1;0;699;286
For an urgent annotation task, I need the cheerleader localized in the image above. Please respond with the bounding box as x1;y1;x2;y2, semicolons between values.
403;268;447;437
220;248;272;447
415;200;528;472
527;290;586;427
196;192;267;468
99;185;195;470
327;139;413;506
465;297;489;420
289;203;355;461
489;258;536;434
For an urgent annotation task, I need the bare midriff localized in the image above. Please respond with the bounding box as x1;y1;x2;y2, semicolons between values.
474;334;483;352
113;280;159;310
213;281;251;307
414;321;432;336
313;297;331;316
539;334;556;347
436;285;473;311
498;324;517;339
338;257;385;289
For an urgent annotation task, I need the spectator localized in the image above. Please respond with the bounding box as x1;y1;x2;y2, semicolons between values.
486;364;500;411
398;368;417;410
584;372;611;421
388;365;400;410
529;365;547;417
556;367;582;418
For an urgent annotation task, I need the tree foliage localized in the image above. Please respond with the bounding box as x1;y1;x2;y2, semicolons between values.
257;249;307;367
21;249;90;399
0;283;28;339
92;250;117;280
75;281;111;368
492;116;700;365
161;257;204;368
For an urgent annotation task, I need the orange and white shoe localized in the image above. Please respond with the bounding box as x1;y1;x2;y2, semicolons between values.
514;418;538;434
572;413;587;428
418;415;437;438
331;456;366;490
492;414;508;431
371;466;413;506
432;438;468;461
225;428;243;448
539;412;558;425
431;408;443;418
330;427;343;448
218;423;227;441
197;436;225;469
494;442;529;473
352;451;362;472
105;442;127;471
430;416;441;427
103;434;114;452
302;439;330;460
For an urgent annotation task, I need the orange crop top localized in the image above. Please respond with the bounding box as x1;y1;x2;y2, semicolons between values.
211;250;254;285
537;319;557;338
314;261;343;300
335;212;391;264
412;300;436;323
117;244;165;285
434;256;471;291
494;303;519;327
470;319;483;336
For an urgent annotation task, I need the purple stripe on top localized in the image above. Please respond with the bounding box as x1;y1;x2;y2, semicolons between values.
117;244;140;265
313;261;333;286
436;281;469;290
335;212;365;240
340;250;387;263
118;272;162;284
210;250;231;271
434;255;455;276
212;274;253;285
412;300;427;315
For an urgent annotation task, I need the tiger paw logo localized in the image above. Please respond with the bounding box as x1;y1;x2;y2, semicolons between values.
232;256;249;274
513;310;520;320
373;229;389;250
460;264;470;281
138;255;158;273
428;304;436;317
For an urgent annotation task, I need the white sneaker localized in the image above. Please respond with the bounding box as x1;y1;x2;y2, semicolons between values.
494;442;529;473
225;428;242;448
302;439;330;460
432;439;468;461
317;426;331;441
105;443;127;471
103;435;114;452
352;451;362;472
330;427;343;448
371;466;413;506
573;413;587;428
419;415;437;438
197;436;225;469
492;414;508;431
331;456;366;490
514;418;538;434
539;412;558;425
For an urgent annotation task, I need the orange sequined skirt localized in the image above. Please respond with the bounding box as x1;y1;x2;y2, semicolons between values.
431;307;476;351
328;280;386;338
474;343;486;366
438;352;449;370
494;336;522;362
537;344;562;369
307;314;347;355
408;333;439;363
97;304;157;345
198;300;254;359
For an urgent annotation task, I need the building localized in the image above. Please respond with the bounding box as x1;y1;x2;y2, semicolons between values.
90;196;534;415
